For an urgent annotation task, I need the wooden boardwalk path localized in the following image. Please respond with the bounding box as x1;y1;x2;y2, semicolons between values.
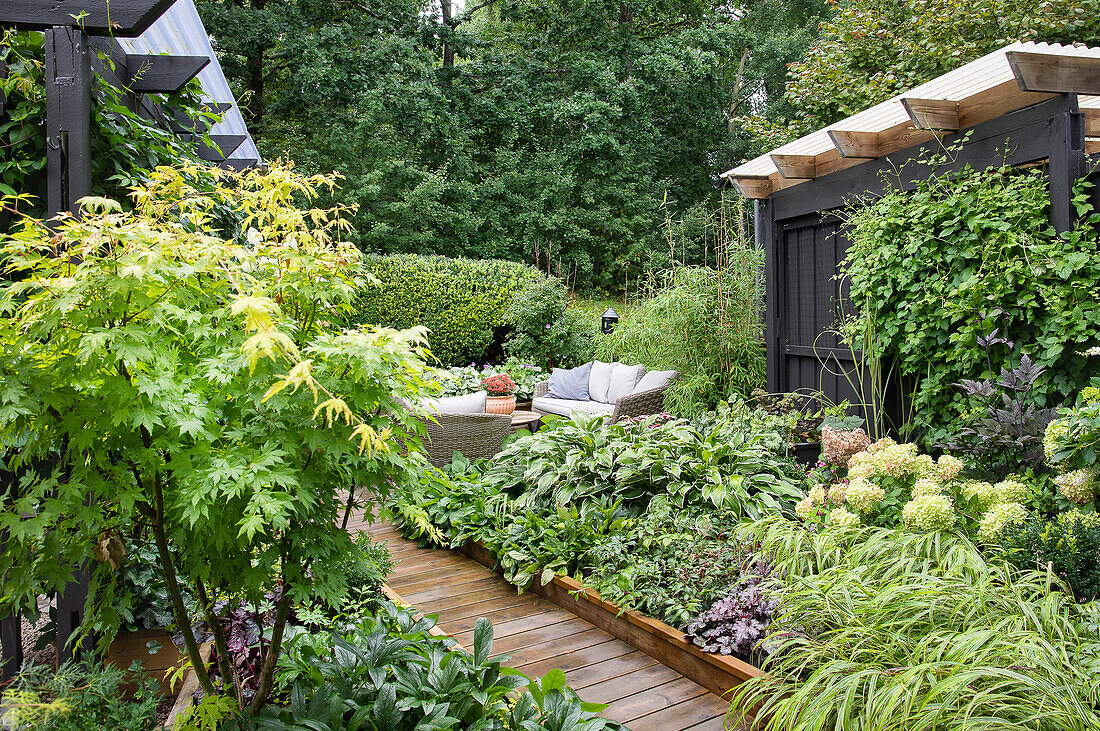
349;516;734;731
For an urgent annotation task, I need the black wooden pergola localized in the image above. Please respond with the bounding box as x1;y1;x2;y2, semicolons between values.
0;0;255;678
723;42;1100;432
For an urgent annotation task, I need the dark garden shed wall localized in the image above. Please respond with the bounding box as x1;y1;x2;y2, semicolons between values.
760;94;1089;432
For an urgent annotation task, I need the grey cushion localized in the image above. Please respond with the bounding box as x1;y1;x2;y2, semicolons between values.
546;362;592;400
606;363;645;404
421;390;487;414
588;360;615;403
533;397;614;417
631;369;677;394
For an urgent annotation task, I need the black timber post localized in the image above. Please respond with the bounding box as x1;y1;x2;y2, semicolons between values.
0;467;20;681
759;198;781;395
1048;95;1087;235
44;26;92;219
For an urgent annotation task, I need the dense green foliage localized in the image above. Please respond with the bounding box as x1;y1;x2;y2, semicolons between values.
0;30;217;224
2;662;160;731
748;0;1100;140
840;163;1100;443
198;0;820;290
728;515;1100;731
437;359;549;402
999;510;1100;602
597;265;764;417
352;254;540;367
504;277;594;370
258;602;621;730
393;409;802;620
0;165;437;714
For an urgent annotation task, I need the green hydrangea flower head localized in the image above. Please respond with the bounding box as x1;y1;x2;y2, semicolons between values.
902;494;956;532
994;478;1030;504
978;502;1028;543
961;480;999;513
1044;418;1069;465
911;478;943;498
845;477;886;514
827;507;862;530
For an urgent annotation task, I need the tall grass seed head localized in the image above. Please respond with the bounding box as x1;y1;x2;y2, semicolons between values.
978;502;1029;543
902;493;956;532
845;477;886;513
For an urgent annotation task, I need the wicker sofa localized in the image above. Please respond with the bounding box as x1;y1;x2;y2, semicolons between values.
413;410;511;468
532;362;677;422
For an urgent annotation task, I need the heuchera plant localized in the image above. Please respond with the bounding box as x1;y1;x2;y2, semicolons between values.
684;563;779;662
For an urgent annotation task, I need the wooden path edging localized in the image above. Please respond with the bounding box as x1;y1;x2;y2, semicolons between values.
457;541;762;698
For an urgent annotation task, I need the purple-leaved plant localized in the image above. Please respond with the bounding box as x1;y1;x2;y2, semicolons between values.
684;564;778;661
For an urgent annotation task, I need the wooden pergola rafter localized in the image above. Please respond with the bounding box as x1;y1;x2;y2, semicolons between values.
723;42;1100;201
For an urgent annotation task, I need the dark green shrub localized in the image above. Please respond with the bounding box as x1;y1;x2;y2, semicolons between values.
596;265;765;417
503;277;594;370
841;163;1100;444
2;661;160;731
998;510;1100;601
352;254;540;366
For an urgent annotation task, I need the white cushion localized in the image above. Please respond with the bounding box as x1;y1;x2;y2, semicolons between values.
533;397;614;417
588;360;615;403
631;369;677;394
421;390;487;414
606;363;645;404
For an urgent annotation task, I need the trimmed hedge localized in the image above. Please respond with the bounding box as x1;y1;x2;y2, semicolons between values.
352;254;541;366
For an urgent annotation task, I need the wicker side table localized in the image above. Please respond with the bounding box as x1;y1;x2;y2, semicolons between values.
510;410;542;434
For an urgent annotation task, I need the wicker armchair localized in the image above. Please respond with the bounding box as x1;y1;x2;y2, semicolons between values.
532;380;672;422
413;411;511;468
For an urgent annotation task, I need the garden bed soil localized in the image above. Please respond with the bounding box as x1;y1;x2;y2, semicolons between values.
457;541;761;697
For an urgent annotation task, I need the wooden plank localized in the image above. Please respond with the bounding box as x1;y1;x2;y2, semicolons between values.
827;129;879;158
126;54;209;93
770;154;816;179
0;0;178;36
1087;138;1100;155
446;603;561;635
581;664;684;704
401;576;512;605
45;25;92;219
901;97;960;130
390;566;488;592
163;641;212;729
1008;50;1100;95
560;650;659;690
1085;109;1100;137
624;683;731;728
513;638;635;678
490;617;593;655
454;608;577;643
603;677;712;723
727;176;773;199
437;592;544;622
430;587;532;615
195;134;245;162
502;628;615;668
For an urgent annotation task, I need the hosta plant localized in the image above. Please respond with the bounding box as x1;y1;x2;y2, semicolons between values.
0;163;436;715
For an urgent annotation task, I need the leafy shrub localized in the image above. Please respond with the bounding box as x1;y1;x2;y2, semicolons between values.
259;602;622;730
941;320;1057;480
116;540;196;631
436;359;548;401
352;253;540;366
998;510;1100;601
684;564;778;662
841;163;1100;444
1044;385;1100;508
0;164;437;716
596;264;764;418
2;661;160;731
482;413;802;519
729;515;1100;731
503;277;594;369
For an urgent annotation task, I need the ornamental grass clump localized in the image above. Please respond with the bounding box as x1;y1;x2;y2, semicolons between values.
729;514;1100;731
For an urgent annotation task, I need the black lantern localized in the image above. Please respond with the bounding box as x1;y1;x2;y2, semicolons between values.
601;308;619;334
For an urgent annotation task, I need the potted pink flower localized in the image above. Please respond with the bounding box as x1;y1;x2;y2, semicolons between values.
482;373;518;414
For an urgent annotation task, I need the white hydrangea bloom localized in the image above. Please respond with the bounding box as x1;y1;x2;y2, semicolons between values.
845;478;886;514
902;494;956;532
978;502;1028;543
